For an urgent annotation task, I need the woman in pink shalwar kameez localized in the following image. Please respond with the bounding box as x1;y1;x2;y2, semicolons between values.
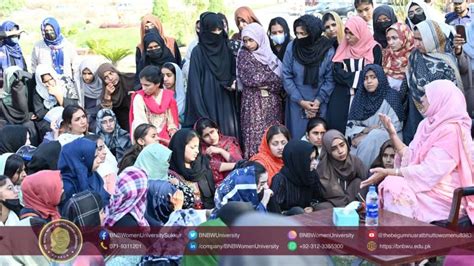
361;80;474;223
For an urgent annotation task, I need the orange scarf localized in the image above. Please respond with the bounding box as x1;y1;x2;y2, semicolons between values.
250;128;283;186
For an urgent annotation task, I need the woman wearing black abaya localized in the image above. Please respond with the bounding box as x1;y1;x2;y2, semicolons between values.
134;29;176;87
184;12;239;139
0;125;30;154
168;129;215;209
270;140;322;214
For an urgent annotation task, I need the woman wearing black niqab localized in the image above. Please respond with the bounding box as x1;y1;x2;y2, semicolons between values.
183;12;240;139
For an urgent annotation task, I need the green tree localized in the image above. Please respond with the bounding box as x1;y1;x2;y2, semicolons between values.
208;0;224;13
0;0;25;17
152;0;171;24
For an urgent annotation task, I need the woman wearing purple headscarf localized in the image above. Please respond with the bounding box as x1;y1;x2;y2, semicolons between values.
237;23;284;159
31;17;77;80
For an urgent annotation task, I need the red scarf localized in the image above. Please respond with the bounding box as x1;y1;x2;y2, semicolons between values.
129;89;179;143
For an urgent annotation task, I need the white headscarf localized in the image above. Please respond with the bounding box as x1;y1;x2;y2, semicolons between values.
34;64;65;110
405;0;454;38
76;57;105;106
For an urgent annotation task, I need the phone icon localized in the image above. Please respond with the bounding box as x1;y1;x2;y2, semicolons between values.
100;241;108;250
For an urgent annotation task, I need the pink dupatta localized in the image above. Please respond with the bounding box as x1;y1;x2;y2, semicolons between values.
410;80;474;221
129;89;179;143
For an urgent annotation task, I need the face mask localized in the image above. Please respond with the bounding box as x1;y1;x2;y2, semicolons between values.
410;13;426;25
147;49;163;59
270;34;286;45
45;32;56;41
374;21;392;33
9;37;19;44
2;199;22;215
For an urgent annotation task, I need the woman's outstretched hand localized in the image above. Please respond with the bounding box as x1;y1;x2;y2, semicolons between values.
379;113;397;135
360;167;387;189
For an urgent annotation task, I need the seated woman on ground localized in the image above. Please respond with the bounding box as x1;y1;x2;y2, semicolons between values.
213;161;273;217
302;117;328;159
346;64;403;168
250;124;290;187
118;123;159;174
361;80;474;223
194;118;243;188
270;140;322;215
314;130;368;210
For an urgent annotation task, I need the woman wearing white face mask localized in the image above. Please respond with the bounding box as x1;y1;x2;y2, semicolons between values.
0;21;27;87
267;17;292;61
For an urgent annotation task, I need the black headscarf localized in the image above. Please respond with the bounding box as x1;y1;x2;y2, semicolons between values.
142;28;176;68
268;17;292;61
0;125;28;154
198;12;235;87
373;5;398;48
292;15;333;86
26;140;61;174
348;64;404;122
168;129;215;204
279;140;320;189
216;201;254;226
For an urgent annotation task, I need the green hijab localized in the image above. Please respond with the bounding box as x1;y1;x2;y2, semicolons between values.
0;153;14;175
134;143;172;180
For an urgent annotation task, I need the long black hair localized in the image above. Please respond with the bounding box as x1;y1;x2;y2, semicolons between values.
267;17;292;61
4;154;25;184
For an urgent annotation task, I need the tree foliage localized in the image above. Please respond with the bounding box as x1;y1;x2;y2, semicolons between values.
208;0;224;13
152;0;171;24
0;0;25;17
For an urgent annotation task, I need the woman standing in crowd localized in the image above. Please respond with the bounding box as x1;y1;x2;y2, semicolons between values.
161;62;186;121
130;65;179;145
267;17;292;61
0;153;26;186
270;140;321;215
76;57;105;129
96;108;131;161
382;22;415;91
97;63;134;131
232;6;261;41
184;12;239;139
0;66;37;142
303;117;328;158
314;130;367;210
401;20;462;144
346;64;404;167
194;118;243;187
354;0;375;34
118;123;159;173
136;14;181;70
372;5;398;48
327;16;382;135
238;23;283;158
135;29;176;86
0;21;27;81
322;12;344;47
283;15;335;139
0;125;30;154
250;125;290;187
31;17;77;79
406;0;453;39
169;129;215;209
362;80;474;223
370;140;395;169
58;137;109;206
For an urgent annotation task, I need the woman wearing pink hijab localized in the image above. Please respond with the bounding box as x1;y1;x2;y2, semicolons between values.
361;80;474;223
237;23;283;158
326;16;381;135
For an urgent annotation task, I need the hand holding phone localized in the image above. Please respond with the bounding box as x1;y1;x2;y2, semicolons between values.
456;25;466;40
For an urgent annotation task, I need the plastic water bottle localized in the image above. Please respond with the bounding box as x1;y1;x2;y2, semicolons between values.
365;185;379;226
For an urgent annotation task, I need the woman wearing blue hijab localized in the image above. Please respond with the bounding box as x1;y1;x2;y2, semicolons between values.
58;137;110;208
0;21;27;76
31;17;77;79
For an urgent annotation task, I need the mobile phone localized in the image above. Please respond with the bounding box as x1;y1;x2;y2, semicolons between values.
456;25;466;40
